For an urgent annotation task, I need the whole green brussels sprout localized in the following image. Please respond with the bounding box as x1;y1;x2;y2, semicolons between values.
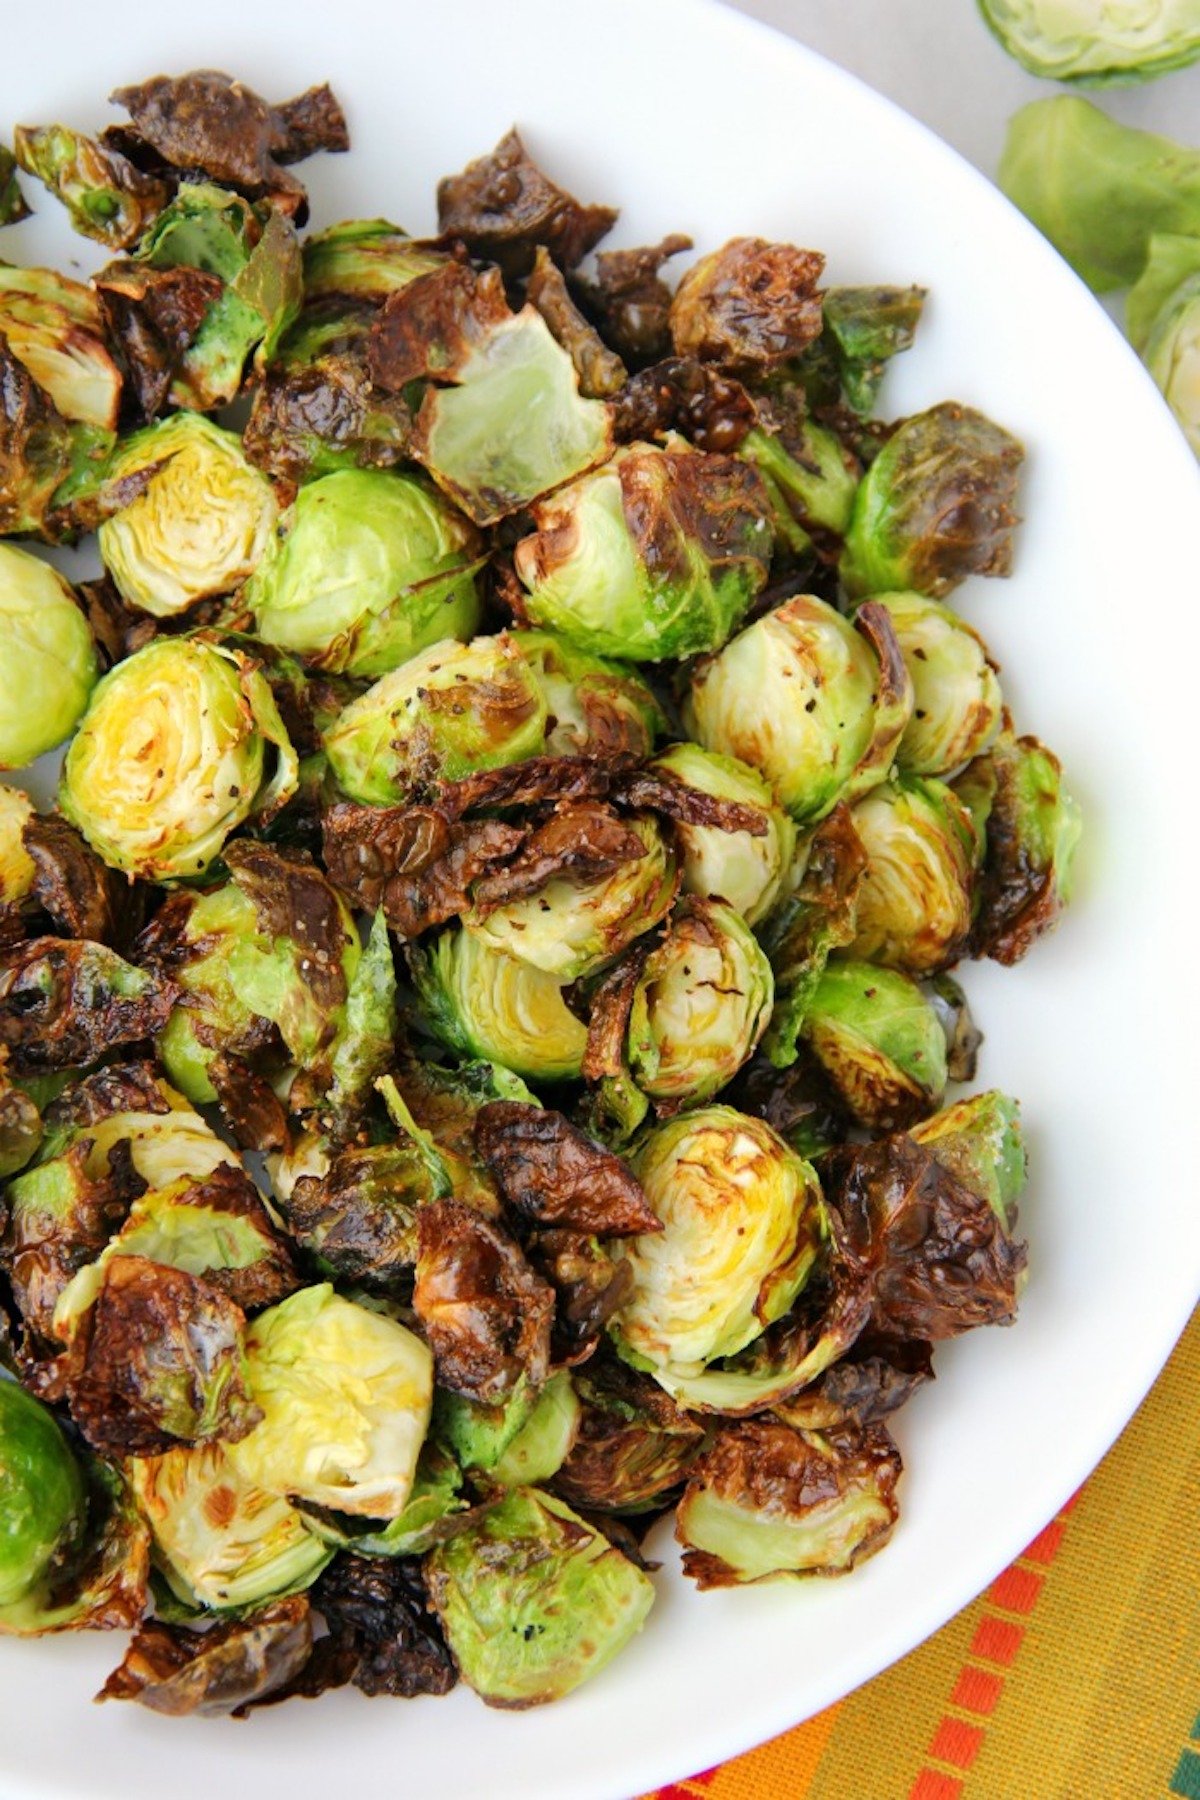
0;1381;86;1608
651;743;797;926
409;929;587;1083
849;776;977;974
513;441;774;662
684;594;912;824
0;544;98;771
867;591;1003;776
980;1;1200;87
800;958;947;1130
244;468;484;677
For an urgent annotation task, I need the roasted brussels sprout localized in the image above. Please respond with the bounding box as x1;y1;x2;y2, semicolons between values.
60;636;298;881
0;1381;87;1608
491;1374;581;1488
436;129;617;281
999;98;1200;293
910;1089;1027;1232
958;730;1082;964
669;237;825;371
819;285;926;418
513;442;773;662
685;595;912;824
414;1198;554;1402
0;143;29;226
96;413;277;619
473;1099;659;1237
230;1284;433;1518
244;469;484;677
302;219;446;302
11;125;167;247
0;265;122;430
272;1125;447;1289
863;592;1003;777
409;929;587;1083
99;1594;314;1717
840;404;1023;601
1127;233;1200;454
676;1418;901;1587
0;338;115;542
757;802;868;1069
0;937;177;1079
738;417;858;557
324;634;546;805
553;1357;705;1514
799;959;947;1130
463;810;678;981
849;776;977;974
0;1451;149;1636
511;629;664;759
426;1486;654;1706
613;1107;827;1377
650;743;796;926
979;0;1200;85
0;545;98;771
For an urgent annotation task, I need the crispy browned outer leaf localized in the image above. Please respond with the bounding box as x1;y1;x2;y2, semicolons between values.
76;574;158;667
322;802;524;940
670;238;825;371
436;128;616;279
0;340;79;542
468;803;646;916
42;1058;169;1131
726;1050;847;1157
60;1255;259;1457
525;248;626;398
554;1356;705;1514
222;843;351;1019
367;260;510;391
581;943;651;1084
966;736;1073;967
94;263;223;424
164;1164;299;1312
413;1199;552;1402
432;755;619;819
474;1101;659;1237
207;1053;291;1156
1;1137;144;1341
611;357;755;454
243;353;413;484
525;1228;632;1367
824;1131;1027;1341
573;234;694;367
772;1335;933;1432
615;766;769;836
678;1418;901;1588
98;1596;313;1716
274;84;350;163
307;1556;457;1700
0;938;178;1076
22;814;138;949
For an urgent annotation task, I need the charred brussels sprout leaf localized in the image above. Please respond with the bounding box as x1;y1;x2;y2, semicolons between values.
322;800;524;943
0;1055;41;1178
436;129;617;280
849;776;977;975
21;813;139;949
0;1380;87;1608
275;1126;448;1289
868;592;1003;778
573;234;693;367
60;635;298;881
12;125;166;247
840;403;1024;601
303;1554;456;1699
960;731;1082;965
800;959;947;1131
0;339;115;543
651;743;796;927
98;1594;313;1717
670;238;825;371
409;930;587;1083
511;630;664;760
302;219;446;304
514;442;773;662
0;545;98;771
525;247;627;397
554;1358;705;1514
0;265;122;430
911;1089;1027;1233
980;1;1200;85
244;469;484;678
676;1418;901;1587
491;1374;581;1488
426;1486;654;1707
773;1335;933;1432
0;938;177;1077
474;1100;660;1236
413;1200;553;1403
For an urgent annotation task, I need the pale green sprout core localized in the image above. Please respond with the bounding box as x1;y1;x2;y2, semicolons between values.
0;544;97;771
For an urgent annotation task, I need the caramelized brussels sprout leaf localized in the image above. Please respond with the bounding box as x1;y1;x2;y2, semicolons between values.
98;1594;313;1717
436;129;617;280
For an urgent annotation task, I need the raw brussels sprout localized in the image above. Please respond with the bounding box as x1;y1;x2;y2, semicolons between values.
867;591;1003;776
650;743;796;926
413;306;614;526
11;124;168;247
97;413;277;619
324;634;547;804
128;1442;332;1610
513;442;773;662
491;1374;581;1487
409;929;587;1083
231;1284;434;1519
676;1418;901;1587
622;898;774;1108
0;544;97;770
1127;233;1200;454
999;98;1200;293
301;219;447;302
910;1089;1027;1232
554;1358;706;1514
738;419;858;552
510;629;664;758
958;730;1082;964
840;404;1024;601
463;812;678;981
613;1106;827;1376
0;785;35;905
0;1381;87;1607
800;959;947;1130
849;776;977;975
684;595;912;824
59;636;298;881
819;285;926;418
243;469;484;677
426;1485;654;1706
0;265;122;429
979;0;1200;84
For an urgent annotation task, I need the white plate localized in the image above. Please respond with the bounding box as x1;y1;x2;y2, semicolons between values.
2;3;1199;1796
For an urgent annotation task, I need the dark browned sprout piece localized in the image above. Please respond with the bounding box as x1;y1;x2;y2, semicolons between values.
525;248;627;397
773;1335;934;1432
611;357;755;453
436;128;617;279
21;814;140;950
670;237;826;371
413;1199;553;1402
553;1357;706;1515
98;1596;313;1716
322;801;524;940
574;234;693;366
93;262;223;424
367;260;511;391
305;1555;457;1700
0;938;177;1077
474;1101;660;1237
0;142;31;226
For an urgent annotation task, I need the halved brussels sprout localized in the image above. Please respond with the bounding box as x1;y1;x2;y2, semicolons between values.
651;743;796;926
325;909;399;1134
676;1418;901;1587
298;1442;468;1559
819;285;926;418
1127;233;1200;455
669;237;825;371
426;1485;654;1706
0;1381;87;1608
409;929;587;1083
231;1284;433;1519
800;959;947;1130
301;219;446;302
840;403;1024;602
554;1358;706;1514
98;1594;314;1717
866;592;1003;777
0;544;98;771
11;124;168;247
413;307;614;526
684;595;912;824
738;419;858;550
959;730;1082;965
510;629;664;759
464;812;678;981
0;785;35;906
324;634;547;805
514;442;773;662
979;0;1200;84
0;1452;149;1636
97;413;277;620
849;776;977;975
243;469;484;678
910;1089;1027;1232
435;1378;541;1474
613;1106;827;1377
60;636;298;881
491;1374;581;1488
757;802;868;1069
0;266;122;430
0;336;115;542
128;1442;332;1610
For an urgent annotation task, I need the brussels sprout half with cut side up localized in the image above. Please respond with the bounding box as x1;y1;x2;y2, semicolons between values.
979;0;1200;85
510;629;664;760
409;929;587;1084
0;544;98;771
650;743;796;927
866;592;1003;778
0;265;123;431
799;959;948;1131
324;634;547;805
849;775;978;976
684;595;912;825
513;440;774;663
59;636;298;882
957;730;1082;965
243;469;484;678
